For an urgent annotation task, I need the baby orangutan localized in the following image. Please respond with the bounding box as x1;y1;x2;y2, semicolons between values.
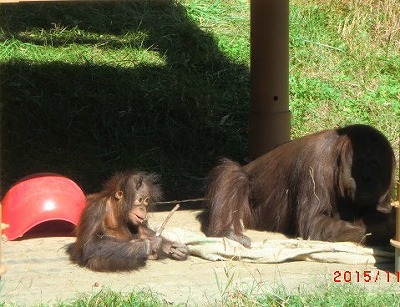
67;171;188;271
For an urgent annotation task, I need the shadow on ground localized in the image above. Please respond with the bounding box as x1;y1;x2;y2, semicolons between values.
0;1;249;204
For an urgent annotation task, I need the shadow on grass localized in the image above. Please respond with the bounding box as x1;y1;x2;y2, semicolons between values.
0;1;249;204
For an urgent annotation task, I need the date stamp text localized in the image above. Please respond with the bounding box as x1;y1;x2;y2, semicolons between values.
333;271;400;283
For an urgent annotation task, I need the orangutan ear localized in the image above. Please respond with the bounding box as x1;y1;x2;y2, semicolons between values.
115;191;123;200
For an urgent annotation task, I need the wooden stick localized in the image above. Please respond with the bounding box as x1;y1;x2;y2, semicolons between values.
156;204;180;236
155;198;205;205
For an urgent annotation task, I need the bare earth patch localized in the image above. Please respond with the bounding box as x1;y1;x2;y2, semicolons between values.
1;210;398;306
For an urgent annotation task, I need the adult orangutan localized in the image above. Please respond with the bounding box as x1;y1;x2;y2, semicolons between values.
203;124;395;247
67;171;188;271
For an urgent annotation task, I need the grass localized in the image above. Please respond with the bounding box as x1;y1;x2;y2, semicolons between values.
0;1;250;199
289;0;400;139
222;283;400;307
0;0;399;304
56;289;167;307
2;283;400;306
0;0;398;199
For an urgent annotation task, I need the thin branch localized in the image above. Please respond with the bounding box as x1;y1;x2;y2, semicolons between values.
155;198;205;205
156;204;180;236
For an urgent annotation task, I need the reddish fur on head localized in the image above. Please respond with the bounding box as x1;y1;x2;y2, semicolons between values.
67;171;188;272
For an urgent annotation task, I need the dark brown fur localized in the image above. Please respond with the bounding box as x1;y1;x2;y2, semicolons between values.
67;171;188;272
203;124;395;247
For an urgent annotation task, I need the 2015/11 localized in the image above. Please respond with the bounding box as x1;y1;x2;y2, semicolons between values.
333;271;400;283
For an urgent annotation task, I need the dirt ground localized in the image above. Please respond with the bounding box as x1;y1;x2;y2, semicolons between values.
1;209;399;306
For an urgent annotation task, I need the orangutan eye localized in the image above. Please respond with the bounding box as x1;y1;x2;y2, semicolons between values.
138;197;143;203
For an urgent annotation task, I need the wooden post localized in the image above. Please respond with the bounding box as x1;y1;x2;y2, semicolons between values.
395;180;400;272
390;139;400;272
249;0;291;159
